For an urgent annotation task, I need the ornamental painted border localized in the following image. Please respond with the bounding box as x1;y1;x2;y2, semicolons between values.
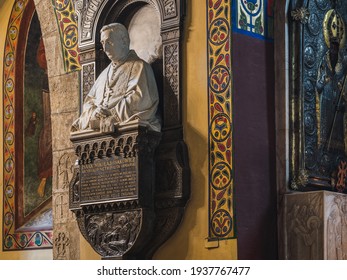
233;0;274;40
52;0;80;72
207;0;235;239
2;0;53;250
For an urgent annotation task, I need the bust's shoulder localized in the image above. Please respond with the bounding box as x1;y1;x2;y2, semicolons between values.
126;50;151;72
95;64;111;81
128;50;149;64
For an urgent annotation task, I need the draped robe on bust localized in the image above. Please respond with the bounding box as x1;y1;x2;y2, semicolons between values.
76;50;161;132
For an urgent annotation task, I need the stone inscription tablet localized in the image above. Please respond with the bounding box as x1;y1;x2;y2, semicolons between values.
80;157;137;203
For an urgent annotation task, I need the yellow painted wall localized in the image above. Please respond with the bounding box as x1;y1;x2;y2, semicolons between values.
0;0;52;260
152;0;237;260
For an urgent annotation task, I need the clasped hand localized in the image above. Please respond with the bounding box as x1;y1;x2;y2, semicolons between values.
92;106;111;119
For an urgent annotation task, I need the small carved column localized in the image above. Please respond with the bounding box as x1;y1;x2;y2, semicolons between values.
70;124;161;259
284;191;347;259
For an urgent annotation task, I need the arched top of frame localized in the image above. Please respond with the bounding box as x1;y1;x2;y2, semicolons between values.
74;0;184;49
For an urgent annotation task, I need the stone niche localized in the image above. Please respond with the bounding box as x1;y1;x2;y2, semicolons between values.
284;191;347;260
70;0;190;259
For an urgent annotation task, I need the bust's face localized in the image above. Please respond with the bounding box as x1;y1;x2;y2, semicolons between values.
100;29;128;63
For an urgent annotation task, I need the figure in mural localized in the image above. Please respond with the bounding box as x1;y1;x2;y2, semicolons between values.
25;112;37;136
316;8;347;155
36;37;53;198
71;23;161;133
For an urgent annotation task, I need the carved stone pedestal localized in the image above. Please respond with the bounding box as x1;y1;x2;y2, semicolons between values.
284;191;347;259
69;124;160;259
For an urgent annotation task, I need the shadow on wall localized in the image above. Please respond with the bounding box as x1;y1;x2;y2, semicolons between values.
154;123;207;259
153;0;211;258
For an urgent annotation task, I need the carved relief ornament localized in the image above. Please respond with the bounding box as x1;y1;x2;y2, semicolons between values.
70;0;190;259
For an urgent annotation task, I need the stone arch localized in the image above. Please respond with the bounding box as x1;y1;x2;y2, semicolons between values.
34;0;81;259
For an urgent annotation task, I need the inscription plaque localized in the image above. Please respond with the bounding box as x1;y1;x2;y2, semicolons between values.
80;157;137;203
69;0;189;260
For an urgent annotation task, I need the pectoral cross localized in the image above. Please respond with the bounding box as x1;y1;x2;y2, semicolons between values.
102;87;113;108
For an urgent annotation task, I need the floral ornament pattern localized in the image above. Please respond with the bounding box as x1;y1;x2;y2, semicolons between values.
234;0;274;39
208;0;234;239
52;0;81;72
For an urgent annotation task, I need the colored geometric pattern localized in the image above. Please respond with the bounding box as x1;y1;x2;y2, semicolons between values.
207;0;235;239
52;0;81;72
233;0;274;40
3;0;53;250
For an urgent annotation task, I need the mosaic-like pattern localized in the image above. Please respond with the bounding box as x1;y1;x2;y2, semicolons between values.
207;0;234;239
233;0;274;39
3;0;53;250
52;0;80;72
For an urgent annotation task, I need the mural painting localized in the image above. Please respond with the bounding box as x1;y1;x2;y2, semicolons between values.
23;12;53;217
3;0;53;250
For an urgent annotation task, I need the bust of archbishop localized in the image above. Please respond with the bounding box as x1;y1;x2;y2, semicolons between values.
71;23;161;133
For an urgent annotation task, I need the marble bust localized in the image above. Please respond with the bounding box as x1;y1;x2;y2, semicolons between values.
71;23;161;133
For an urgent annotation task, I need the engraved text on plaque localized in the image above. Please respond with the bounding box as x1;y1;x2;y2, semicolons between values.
80;157;137;203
